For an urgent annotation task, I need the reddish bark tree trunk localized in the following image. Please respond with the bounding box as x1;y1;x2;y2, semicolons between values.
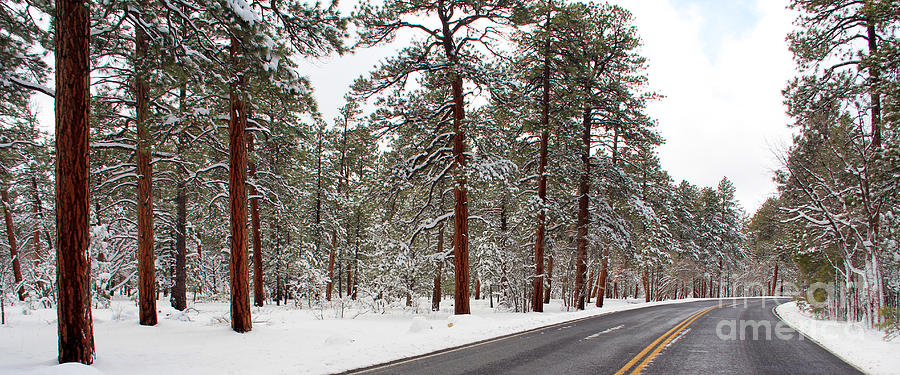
596;247;608;307
171;91;187;311
55;0;94;362
532;46;550;313
249;136;263;307
228;36;251;333
346;262;352;297
171;175;187;311
326;235;335;301
450;76;470;315
574;99;591;310
770;263;779;296
642;268;651;302
613;280;618;299
597;125;618;308
134;20;157;326
474;279;481;300
2;188;24;301
433;204;446;311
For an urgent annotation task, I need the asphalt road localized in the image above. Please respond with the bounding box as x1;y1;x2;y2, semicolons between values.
342;297;862;375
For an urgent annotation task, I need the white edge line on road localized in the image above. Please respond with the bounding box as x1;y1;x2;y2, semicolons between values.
771;302;871;375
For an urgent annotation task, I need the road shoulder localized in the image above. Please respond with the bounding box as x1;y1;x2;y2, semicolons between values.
775;301;899;375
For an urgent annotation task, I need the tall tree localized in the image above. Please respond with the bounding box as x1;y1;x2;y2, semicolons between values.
513;0;566;313
249;131;263;307
227;33;252;333
1;186;23;301
555;2;645;310
55;0;94;364
133;2;157;326
355;0;519;314
170;88;189;311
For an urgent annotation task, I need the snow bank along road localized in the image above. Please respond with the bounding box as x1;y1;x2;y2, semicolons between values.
342;298;861;375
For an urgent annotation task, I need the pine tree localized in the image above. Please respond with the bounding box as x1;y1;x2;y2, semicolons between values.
133;0;157;326
553;2;646;310
55;0;94;364
781;0;899;325
1;184;23;301
354;0;521;314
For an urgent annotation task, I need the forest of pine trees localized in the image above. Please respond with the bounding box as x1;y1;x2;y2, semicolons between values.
770;0;900;329
0;0;897;366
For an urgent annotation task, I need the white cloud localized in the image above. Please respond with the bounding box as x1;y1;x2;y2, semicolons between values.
610;0;797;212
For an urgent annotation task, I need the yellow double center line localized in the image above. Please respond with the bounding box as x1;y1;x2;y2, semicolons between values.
614;305;717;375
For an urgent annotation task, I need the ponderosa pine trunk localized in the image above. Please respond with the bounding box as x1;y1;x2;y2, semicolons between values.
324;132;334;301
171;89;187;311
134;18;157;326
2;187;24;301
450;75;470;315
345;262;351;298
55;0;94;362
596;253;608;307
532;128;548;312
432;229;443;311
597;124;618;308
574;97;591;310
249;134;263;307
474;279;481;300
436;5;473;314
312;134;325;301
532;16;551;312
171;173;187;311
770;263;779;296
642;268;650;302
228;36;252;333
326;234;335;301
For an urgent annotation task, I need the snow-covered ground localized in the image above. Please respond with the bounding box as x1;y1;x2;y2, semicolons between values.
776;301;900;375
1;296;701;375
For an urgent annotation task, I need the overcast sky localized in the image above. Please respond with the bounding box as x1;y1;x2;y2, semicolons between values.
611;0;798;212
31;0;797;213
